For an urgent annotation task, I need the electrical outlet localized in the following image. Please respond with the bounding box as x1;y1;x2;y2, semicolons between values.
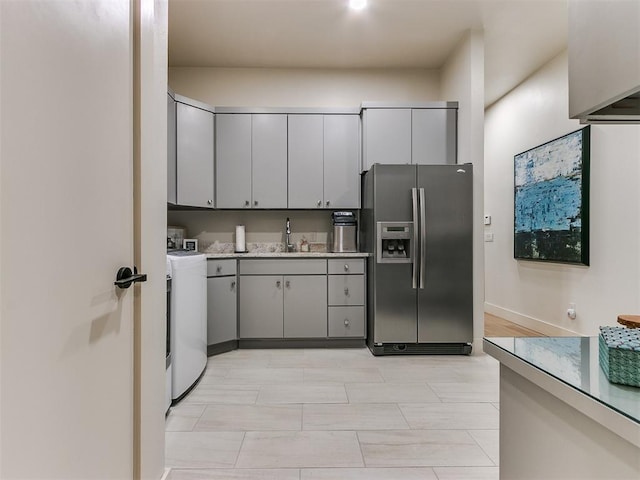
484;233;494;242
567;302;577;320
484;215;492;225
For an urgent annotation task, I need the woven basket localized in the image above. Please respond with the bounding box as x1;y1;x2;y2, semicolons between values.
599;326;640;387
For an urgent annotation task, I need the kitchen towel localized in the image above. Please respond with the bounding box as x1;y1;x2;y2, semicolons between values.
235;225;246;252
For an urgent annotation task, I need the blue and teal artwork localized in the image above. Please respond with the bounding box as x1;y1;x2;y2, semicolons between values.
514;127;590;265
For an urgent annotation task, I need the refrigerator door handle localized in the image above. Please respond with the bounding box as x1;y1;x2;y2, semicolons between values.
411;187;419;289
419;187;426;289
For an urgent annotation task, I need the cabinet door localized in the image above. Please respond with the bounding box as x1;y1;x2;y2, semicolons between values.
176;102;214;208
216;114;252;208
323;115;360;208
362;108;411;171
167;93;177;205
252;114;287;208
283;275;327;338
239;275;283;338
288;114;324;208
207;276;237;345
412;108;457;165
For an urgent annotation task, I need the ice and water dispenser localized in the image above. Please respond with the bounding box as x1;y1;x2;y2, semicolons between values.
376;222;413;263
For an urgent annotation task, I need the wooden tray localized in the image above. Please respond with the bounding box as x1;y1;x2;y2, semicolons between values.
617;315;640;329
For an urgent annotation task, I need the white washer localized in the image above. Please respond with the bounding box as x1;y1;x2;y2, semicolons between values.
167;251;207;401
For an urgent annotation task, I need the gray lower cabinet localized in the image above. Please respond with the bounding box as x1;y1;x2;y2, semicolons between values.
283;275;327;338
327;259;365;338
207;276;237;345
176;100;214;208
207;259;238;346
239;275;284;338
239;258;365;340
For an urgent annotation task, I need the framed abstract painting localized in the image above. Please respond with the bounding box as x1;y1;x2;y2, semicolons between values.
514;126;590;265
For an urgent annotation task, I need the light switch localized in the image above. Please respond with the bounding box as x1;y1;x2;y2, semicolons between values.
483;215;492;225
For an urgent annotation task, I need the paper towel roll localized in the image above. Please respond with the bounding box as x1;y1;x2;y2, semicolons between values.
235;225;246;252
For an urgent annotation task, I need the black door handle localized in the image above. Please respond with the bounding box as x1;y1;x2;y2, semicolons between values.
114;266;148;289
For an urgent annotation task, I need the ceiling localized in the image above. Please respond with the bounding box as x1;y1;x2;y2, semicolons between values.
168;0;568;107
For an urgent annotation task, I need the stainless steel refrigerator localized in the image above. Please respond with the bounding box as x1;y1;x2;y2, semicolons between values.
361;164;473;355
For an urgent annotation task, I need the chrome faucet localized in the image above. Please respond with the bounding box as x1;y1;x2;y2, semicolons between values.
285;217;294;252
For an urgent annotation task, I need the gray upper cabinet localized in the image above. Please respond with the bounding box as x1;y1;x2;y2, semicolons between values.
167;92;177;205
176;101;214;208
252;114;288;209
288;113;360;209
323;115;360;209
362;108;412;170
216;114;251;209
412;108;457;165
362;104;458;171
288;114;324;208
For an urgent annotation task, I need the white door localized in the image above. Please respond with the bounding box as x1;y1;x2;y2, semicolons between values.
0;1;165;478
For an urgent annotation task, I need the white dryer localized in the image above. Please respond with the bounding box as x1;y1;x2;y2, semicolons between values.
167;251;207;401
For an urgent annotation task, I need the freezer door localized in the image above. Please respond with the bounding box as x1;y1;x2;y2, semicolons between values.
417;165;473;343
370;164;418;343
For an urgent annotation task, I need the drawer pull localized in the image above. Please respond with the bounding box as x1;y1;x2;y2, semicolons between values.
344;287;349;296
216;265;222;273
230;281;236;290
344;264;349;271
276;280;281;288
285;280;291;289
344;319;350;326
245;200;250;207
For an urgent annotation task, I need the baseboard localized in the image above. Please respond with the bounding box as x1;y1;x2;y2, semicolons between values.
484;302;578;337
160;468;171;480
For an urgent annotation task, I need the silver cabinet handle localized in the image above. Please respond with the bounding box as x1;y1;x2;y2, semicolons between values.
254;200;258;207
285;280;290;289
317;200;322;207
207;199;213;205
326;200;330;206
230;280;236;290
216;265;222;273
276;280;281;288
344;264;349;271
245;200;250;207
344;287;349;296
344;319;350;326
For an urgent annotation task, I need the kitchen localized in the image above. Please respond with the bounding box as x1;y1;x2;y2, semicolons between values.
1;1;639;479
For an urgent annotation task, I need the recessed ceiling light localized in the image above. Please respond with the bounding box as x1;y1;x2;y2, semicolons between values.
349;0;367;11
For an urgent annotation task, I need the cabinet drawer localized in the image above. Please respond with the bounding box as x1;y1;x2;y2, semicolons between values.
328;258;365;275
328;306;365;338
239;259;326;275
328;275;364;305
207;259;237;277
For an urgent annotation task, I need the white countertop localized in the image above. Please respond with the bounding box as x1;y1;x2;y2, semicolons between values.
205;252;370;259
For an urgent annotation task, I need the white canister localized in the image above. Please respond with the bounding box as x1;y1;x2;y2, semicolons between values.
235;225;246;252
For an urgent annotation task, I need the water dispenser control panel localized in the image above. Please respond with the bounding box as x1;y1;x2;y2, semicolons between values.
376;222;413;264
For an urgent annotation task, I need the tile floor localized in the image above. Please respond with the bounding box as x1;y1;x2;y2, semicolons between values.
166;348;500;479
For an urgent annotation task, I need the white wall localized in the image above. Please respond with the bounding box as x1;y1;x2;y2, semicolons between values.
484;51;640;336
169;67;441;108
440;30;486;352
